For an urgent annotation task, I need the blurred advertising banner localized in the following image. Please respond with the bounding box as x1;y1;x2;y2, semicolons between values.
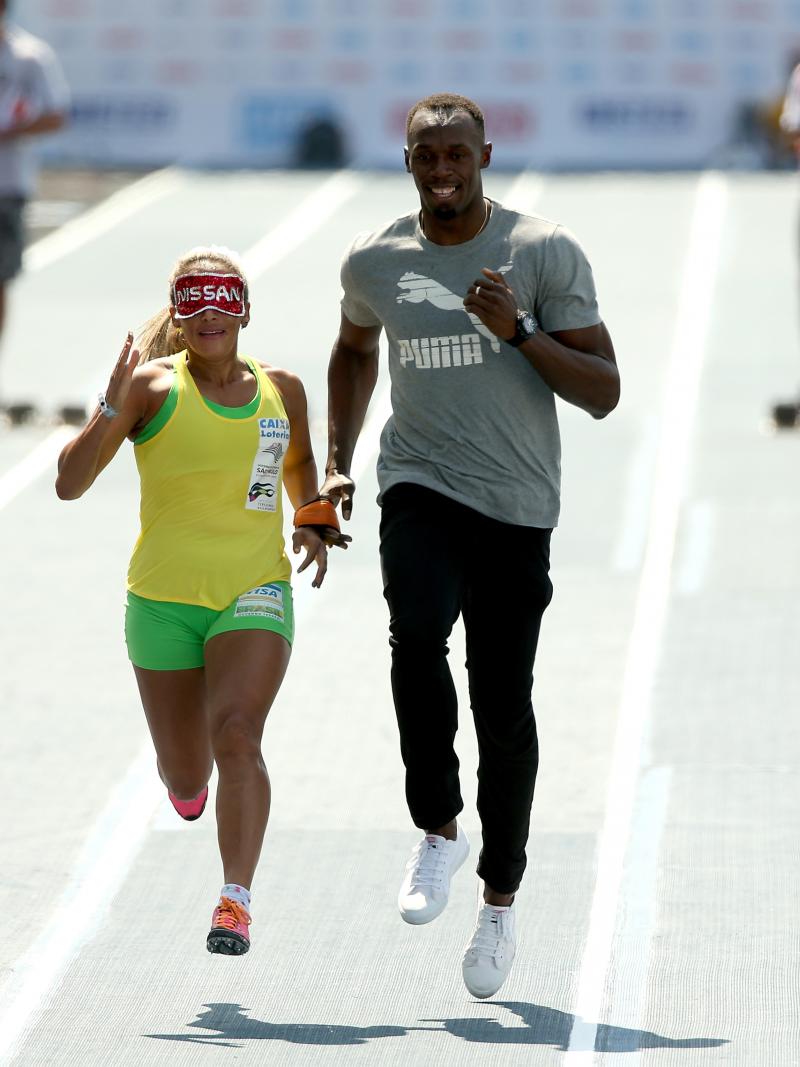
21;0;800;169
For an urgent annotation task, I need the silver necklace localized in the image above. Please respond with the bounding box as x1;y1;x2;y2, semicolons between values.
420;197;490;240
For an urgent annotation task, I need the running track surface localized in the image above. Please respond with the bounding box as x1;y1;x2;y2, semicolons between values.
0;168;798;1067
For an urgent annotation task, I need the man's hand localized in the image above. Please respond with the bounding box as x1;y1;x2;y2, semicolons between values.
463;268;518;342
319;469;356;521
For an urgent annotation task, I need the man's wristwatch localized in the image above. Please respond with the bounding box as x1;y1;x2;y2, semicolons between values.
506;309;539;348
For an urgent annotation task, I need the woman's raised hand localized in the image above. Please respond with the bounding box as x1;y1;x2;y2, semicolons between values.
105;332;140;412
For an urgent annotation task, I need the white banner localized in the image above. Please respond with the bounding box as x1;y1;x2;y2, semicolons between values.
20;0;800;170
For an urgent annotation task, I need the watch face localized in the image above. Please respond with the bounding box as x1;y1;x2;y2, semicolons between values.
520;312;537;335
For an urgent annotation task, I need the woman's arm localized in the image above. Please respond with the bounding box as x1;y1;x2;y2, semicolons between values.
266;365;332;587
55;334;148;500
266;367;319;509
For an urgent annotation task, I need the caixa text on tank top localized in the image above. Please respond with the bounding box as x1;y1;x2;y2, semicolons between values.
246;417;290;512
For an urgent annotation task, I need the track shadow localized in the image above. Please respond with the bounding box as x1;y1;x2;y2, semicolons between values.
145;1000;729;1052
145;1002;407;1048
427;1001;729;1052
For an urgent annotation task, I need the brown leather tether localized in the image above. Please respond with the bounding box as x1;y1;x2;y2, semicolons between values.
293;498;341;531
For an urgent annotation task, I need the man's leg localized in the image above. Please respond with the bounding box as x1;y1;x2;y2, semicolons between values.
380;484;473;924
459;519;552;997
380;483;466;830
462;521;553;899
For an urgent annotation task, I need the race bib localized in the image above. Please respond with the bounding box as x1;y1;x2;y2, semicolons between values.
246;417;290;512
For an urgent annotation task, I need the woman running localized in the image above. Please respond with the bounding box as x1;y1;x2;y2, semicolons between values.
56;245;348;956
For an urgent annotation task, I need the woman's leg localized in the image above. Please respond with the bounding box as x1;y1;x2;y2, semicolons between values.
203;628;291;889
132;665;213;801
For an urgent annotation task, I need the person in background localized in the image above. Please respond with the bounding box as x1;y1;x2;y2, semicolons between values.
771;53;800;427
0;0;68;389
56;245;349;956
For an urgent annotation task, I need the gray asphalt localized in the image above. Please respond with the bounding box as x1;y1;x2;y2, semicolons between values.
0;167;798;1066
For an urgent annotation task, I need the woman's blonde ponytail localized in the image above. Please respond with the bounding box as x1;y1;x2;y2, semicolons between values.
135;308;184;364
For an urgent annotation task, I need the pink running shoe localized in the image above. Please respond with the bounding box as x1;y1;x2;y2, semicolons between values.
207;897;251;955
167;785;208;821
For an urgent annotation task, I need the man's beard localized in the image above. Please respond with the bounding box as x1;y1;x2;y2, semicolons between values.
432;205;457;221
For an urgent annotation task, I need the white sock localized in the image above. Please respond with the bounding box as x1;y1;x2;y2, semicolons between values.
220;883;251;909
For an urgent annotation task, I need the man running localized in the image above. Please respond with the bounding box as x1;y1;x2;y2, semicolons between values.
321;92;620;998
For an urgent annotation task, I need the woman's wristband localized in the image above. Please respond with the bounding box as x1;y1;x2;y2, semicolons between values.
97;392;118;420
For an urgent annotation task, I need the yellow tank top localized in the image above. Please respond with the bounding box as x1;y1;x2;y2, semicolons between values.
127;352;292;609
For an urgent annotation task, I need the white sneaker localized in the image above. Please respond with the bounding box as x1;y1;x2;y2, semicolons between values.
397;824;469;925
462;901;516;998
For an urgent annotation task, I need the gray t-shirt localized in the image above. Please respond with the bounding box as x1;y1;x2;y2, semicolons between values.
340;200;601;527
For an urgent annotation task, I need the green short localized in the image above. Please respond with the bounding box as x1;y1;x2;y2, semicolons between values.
125;582;294;671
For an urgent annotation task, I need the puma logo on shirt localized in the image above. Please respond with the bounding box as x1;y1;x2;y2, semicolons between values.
396;272;501;356
397;334;484;369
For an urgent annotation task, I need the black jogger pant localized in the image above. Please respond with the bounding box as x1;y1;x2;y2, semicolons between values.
379;482;554;895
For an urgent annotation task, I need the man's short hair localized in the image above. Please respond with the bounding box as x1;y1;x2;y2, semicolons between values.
406;93;485;142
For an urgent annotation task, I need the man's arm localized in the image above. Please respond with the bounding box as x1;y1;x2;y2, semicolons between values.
0;110;65;143
0;38;70;143
320;311;381;519
464;267;620;419
518;320;618;419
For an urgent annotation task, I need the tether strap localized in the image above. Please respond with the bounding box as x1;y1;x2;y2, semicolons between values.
294;498;340;531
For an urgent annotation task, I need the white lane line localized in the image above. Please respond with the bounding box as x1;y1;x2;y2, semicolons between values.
241;170;363;278
0;427;75;510
0;746;163;1067
613;415;659;573
596;767;673;1061
504;170;546;213
23;167;182;273
675;499;715;597
0;170;364;1063
565;171;728;1061
77;168;365;405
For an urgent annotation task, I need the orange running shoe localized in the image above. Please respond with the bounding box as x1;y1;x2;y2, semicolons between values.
206;897;251;955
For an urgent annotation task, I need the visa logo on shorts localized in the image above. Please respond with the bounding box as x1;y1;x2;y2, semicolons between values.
249;585;282;600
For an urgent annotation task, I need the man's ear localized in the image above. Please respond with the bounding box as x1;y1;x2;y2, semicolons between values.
404;146;411;172
481;142;493;170
242;303;251;328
